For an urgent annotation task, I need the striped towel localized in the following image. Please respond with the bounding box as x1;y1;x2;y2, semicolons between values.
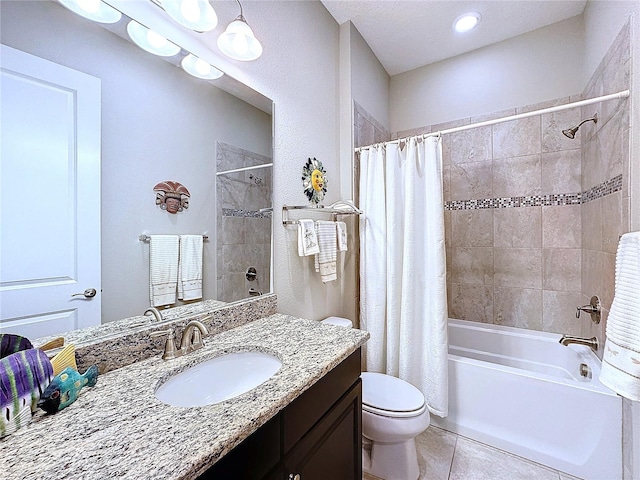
314;220;337;283
600;231;640;401
178;235;203;301
149;235;179;307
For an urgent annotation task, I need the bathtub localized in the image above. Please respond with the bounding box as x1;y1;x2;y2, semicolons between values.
431;319;622;480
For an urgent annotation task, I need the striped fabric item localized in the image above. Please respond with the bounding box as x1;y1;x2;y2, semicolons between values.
314;220;337;283
600;231;640;401
149;235;179;307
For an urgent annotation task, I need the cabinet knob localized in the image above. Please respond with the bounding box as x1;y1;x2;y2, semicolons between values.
288;475;301;480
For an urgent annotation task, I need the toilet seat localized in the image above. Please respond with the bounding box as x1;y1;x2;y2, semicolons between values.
361;372;426;418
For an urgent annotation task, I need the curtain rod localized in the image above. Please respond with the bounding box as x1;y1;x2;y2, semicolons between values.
216;162;273;176
355;89;630;152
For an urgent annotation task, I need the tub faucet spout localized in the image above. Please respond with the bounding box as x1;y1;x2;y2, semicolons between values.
559;335;598;353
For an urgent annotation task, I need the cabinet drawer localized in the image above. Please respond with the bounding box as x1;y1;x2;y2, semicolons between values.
283;349;361;453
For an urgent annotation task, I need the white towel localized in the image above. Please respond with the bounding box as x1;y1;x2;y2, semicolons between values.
149;235;179;307
297;219;320;256
336;221;348;251
314;220;337;283
599;231;640;401
178;235;203;301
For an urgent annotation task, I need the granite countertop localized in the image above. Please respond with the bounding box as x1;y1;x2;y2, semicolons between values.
1;314;369;480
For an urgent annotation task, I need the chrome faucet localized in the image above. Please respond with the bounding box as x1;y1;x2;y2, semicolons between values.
559;335;599;353
150;320;209;360
144;307;164;322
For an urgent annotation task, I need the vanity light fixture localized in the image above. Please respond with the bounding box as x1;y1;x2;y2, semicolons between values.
453;12;481;33
127;20;181;57
181;54;224;79
159;0;218;32
217;0;263;61
57;0;121;23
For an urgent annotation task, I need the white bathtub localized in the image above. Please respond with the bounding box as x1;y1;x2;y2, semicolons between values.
432;319;622;480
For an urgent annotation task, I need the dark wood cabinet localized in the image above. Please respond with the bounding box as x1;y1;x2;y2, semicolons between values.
199;348;362;480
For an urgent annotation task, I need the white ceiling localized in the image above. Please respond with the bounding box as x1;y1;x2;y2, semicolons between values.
321;0;587;76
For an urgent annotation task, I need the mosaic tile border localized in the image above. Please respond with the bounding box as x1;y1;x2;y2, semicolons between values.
222;207;272;218
445;174;622;210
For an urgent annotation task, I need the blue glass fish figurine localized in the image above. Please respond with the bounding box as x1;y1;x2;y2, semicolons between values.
0;348;54;438
37;365;98;414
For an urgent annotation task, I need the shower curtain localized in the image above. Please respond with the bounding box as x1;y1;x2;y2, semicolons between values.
359;136;448;417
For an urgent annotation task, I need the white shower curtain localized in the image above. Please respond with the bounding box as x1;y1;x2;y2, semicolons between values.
359;136;448;417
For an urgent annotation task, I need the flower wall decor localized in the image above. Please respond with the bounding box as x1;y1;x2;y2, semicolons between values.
153;180;190;214
302;157;327;206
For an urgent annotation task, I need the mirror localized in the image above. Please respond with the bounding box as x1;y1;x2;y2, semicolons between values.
0;0;273;340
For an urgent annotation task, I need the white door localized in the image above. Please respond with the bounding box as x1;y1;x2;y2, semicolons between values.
0;45;101;339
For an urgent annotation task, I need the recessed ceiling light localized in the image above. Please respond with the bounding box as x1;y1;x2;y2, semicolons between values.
453;12;481;33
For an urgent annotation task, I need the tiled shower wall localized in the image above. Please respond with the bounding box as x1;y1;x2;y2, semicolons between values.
216;141;272;303
389;21;630;338
580;21;631;352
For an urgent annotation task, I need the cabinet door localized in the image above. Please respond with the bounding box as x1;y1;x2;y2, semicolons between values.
198;415;280;479
283;380;362;480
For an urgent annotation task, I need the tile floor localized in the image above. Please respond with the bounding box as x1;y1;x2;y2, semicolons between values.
363;426;584;480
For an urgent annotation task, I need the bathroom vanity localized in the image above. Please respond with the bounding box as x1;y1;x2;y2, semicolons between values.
1;311;369;480
202;349;362;479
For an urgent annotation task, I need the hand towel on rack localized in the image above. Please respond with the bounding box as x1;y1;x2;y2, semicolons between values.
336;221;348;251
297;219;320;256
599;231;640;401
149;235;179;307
314;220;337;283
178;235;203;301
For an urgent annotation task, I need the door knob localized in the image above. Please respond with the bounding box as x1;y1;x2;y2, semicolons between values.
71;288;97;298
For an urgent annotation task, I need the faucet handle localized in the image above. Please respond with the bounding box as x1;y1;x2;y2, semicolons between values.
150;328;179;360
575;295;601;324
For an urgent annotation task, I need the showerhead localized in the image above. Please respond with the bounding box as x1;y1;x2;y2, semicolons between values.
562;113;598;139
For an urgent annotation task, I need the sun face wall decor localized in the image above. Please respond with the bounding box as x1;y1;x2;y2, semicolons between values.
153;180;191;214
302;157;327;206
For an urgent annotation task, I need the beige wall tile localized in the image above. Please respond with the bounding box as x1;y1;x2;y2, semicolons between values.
451;210;494;247
581;198;603;251
542;205;581;248
581;249;604;303
493;287;543;329
493;155;541;197
494;248;542;289
542;108;583;153
492;116;541;159
494;207;542;248
543;248;581;292
450;161;493;200
447;283;493;323
450;126;492;165
541;149;582;194
602;191;623;254
448;247;494;285
542;290;583;335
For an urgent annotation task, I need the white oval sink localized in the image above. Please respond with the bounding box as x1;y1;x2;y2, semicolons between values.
155;351;282;407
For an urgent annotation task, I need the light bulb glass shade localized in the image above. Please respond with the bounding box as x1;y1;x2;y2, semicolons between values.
217;18;263;61
181;54;223;80
58;0;122;23
453;12;481;33
126;21;181;57
160;0;218;32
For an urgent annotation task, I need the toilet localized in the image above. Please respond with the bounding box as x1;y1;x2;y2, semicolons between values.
321;317;430;480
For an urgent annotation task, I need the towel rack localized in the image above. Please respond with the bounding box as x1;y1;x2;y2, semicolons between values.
139;234;209;242
282;200;363;226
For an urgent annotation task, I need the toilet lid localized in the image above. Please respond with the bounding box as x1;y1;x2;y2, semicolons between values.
361;372;426;418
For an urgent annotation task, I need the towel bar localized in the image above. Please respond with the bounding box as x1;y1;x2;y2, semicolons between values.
139;234;208;242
